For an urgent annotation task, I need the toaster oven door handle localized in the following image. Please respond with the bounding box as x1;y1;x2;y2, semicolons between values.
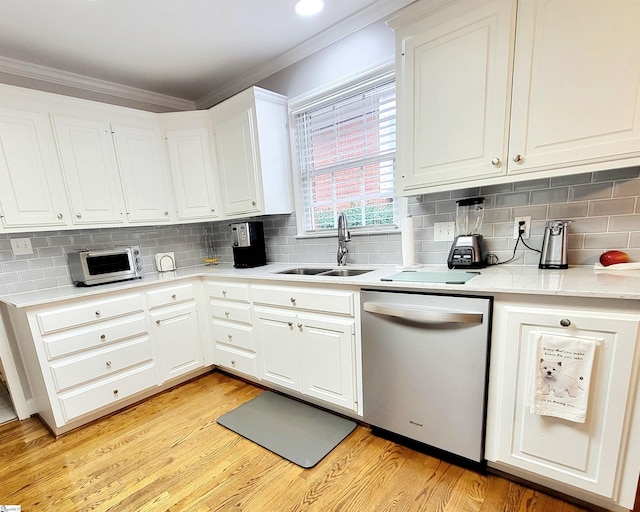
363;302;483;325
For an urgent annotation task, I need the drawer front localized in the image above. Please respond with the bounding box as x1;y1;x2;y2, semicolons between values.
205;281;250;303
146;283;195;310
209;300;252;325
43;314;148;360
36;293;144;334
51;336;153;392
211;320;254;351
251;285;355;316
59;363;157;422
214;345;257;377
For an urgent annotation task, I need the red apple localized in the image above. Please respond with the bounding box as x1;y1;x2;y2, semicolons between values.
599;250;630;266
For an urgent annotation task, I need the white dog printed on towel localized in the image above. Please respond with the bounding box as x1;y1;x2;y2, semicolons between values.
539;359;582;398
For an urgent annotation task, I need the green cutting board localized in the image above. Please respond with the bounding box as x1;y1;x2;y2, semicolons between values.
380;271;480;284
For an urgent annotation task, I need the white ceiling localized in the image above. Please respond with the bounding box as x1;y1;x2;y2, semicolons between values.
0;0;414;109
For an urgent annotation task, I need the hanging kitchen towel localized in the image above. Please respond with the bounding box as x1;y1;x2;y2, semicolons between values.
530;333;598;423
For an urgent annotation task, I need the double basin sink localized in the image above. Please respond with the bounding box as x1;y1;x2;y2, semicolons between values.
274;267;374;277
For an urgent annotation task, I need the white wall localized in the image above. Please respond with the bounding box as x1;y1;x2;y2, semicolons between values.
257;21;395;99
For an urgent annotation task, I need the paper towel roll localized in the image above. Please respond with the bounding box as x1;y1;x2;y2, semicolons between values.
401;216;415;268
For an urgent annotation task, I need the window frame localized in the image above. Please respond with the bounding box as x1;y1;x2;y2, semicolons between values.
288;61;405;238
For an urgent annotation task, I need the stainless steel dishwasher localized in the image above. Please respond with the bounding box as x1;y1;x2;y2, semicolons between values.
361;289;491;463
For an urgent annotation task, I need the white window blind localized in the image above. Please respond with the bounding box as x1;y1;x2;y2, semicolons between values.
293;78;396;234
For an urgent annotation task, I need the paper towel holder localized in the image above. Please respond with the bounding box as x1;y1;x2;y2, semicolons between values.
155;252;176;272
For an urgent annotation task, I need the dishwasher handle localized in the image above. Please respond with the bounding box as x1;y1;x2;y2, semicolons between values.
363;302;483;325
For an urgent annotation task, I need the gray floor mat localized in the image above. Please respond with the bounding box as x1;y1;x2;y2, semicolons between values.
217;391;357;468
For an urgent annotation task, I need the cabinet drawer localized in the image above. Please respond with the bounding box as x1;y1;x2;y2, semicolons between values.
59;363;157;422
205;281;250;303
209;300;252;325
50;336;153;392
146;283;195;310
251;285;355;316
215;345;257;377
43;314;148;360
36;293;144;334
211;320;254;351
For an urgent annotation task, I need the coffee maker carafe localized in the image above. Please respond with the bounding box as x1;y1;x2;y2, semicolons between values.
447;197;488;269
231;221;266;268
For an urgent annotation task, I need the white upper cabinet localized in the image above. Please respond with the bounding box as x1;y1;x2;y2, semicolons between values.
210;87;293;219
391;0;640;195
111;121;174;224
507;0;640;176
0;107;70;229
392;0;515;193
51;115;126;225
161;112;220;222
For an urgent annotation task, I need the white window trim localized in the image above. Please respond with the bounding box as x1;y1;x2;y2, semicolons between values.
288;60;406;238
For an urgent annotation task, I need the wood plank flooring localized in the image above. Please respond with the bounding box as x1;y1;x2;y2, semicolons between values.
1;371;592;511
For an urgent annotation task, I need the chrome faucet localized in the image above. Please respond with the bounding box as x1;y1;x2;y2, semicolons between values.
337;211;351;266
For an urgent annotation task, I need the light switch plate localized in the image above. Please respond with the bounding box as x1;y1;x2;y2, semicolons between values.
10;238;33;256
434;221;455;241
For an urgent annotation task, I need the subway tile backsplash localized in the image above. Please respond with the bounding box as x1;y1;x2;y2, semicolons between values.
1;166;639;295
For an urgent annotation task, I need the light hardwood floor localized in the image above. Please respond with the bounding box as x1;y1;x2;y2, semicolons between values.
1;371;593;511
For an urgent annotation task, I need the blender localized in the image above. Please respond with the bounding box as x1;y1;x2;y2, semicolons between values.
447;197;488;269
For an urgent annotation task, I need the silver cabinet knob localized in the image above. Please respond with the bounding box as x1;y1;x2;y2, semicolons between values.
210;208;215;212
156;319;161;325
113;389;119;395
491;157;501;166
100;334;106;340
513;154;523;163
57;213;64;219
297;323;302;329
225;311;230;317
252;201;256;207
76;212;82;218
290;297;296;304
171;294;177;300
106;361;112;367
95;310;101;317
560;318;571;327
164;211;169;216
227;334;233;340
287;321;293;327
222;290;227;296
231;360;236;367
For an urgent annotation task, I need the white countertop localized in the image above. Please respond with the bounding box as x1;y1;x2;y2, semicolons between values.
2;262;640;309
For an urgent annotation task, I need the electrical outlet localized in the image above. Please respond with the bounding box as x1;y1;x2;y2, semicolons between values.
513;216;531;240
10;238;34;256
434;221;455;241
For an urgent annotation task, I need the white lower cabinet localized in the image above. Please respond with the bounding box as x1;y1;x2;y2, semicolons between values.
252;283;358;412
486;297;640;510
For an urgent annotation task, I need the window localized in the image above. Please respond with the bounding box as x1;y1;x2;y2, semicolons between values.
292;72;397;235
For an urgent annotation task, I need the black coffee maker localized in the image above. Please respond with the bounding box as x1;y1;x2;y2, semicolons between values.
231;221;266;268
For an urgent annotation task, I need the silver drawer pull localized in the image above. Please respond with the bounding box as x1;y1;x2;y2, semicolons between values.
222;290;227;296
113;389;119;395
225;311;230;317
95;310;101;317
106;361;112;367
560;318;571;327
231;360;236;367
228;334;233;340
290;297;296;304
156;319;161;325
171;294;177;300
100;334;106;340
287;321;293;327
297;323;302;329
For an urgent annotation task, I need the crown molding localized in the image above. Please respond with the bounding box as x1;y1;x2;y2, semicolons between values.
194;0;417;109
0;56;196;112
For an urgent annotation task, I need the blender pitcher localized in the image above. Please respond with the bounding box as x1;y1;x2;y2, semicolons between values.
455;197;485;235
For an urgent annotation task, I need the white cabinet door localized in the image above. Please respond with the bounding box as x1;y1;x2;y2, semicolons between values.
299;314;356;411
51;115;126;225
254;307;301;391
0;108;70;229
150;302;204;382
111;122;173;224
486;301;640;507
507;0;640;176
165;128;220;221
212;107;261;216
210;87;292;219
392;0;515;194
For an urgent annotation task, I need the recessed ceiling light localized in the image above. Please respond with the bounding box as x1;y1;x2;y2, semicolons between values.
295;0;324;16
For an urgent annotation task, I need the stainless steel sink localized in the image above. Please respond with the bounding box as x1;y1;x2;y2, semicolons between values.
320;269;374;277
274;267;374;277
275;268;333;275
